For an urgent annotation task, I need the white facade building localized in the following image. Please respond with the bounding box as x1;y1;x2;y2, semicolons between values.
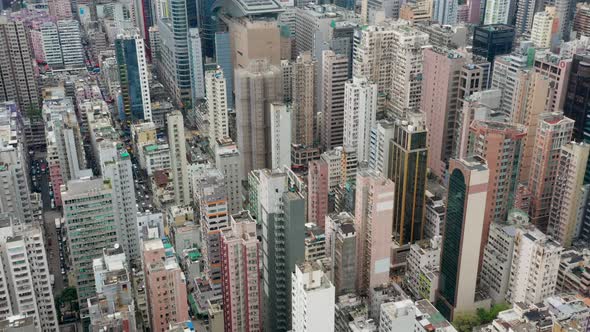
189;28;205;102
404;237;441;302
141;143;171;176
269;103;292;169
215;139;243;214
291;262;335;332
379;299;457;332
531;7;557;48
484;0;511;24
368;120;394;177
56;20;84;67
344;77;378;162
205;68;229;148
40;22;63;67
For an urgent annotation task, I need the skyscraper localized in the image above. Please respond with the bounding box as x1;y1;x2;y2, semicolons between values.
269;103;292;169
167;111;190;205
355;168;394;295
531;7;558;49
344;77;378;162
321;50;349;150
433;0;458;25
308;159;329;227
472;25;515;64
547;142;589;247
291;52;315;146
223;16;281;70
62;178;118;318
235;59;282;175
515;0;544;34
388;112;428;246
527;113;574;231
115;32;152;123
0;17;40;113
205;68;229;148
56;20;84;67
435;158;489;320
215;139;243;214
188;28;205;103
220;211;261;332
291;262;336;332
483;0;510;24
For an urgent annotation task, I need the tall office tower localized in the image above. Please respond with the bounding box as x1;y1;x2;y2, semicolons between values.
435;158;488;321
62;178;118;318
258;169;305;332
321;50;349;150
98;142;140;264
368;119;395;176
89;245;136;331
215;139;243;214
235;59;282;175
547;142;589;247
142;239;189;331
491;52;531;119
343;77;378;162
44;98;91;206
220;211;261;332
527;113;574;231
47;0;72;19
483;0;510;24
331;219;357;295
506;226;562;305
531;7;558;49
214;32;234;109
188;28;205;102
291;262;335;332
515;0;544;34
355;168;394;295
223;16;281;70
157;0;190;105
564;54;590;144
470;121;526;261
472;25;515;64
167;111;190;206
422;48;466;179
115;32;152;123
291;52;315;146
433;0;458;24
0;144;39;226
194;168;229;294
56;20;84;67
269;103;291;169
135;0;153;50
574;3;590;38
0;17;40;113
205;68;229;147
388;112;428;246
479;210;527;304
308;159;329;227
0;217;59;330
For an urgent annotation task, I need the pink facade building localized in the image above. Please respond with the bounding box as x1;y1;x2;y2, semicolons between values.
527;113;574;232
470;120;526;265
355;168;394;295
48;0;72;20
220;211;261;332
307;159;329;228
143;239;189;332
533;52;572;114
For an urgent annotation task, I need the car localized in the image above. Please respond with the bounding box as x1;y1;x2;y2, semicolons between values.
61;268;65;275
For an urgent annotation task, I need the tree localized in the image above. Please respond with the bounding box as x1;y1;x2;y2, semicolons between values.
453;314;481;332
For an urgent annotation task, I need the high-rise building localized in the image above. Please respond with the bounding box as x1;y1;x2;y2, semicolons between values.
291;52;315;146
433;0;458;25
507;226;562;305
223;16;281;70
40;22;62;68
56;20;84;67
355;168;394;295
483;0;510;24
527;113;574;231
115;31;152;123
515;0;544;34
205;68;229;148
564;54;590;145
435;158;489;320
404;237;441;303
220;211;261;332
574;3;590;38
469;121;525;258
547;142;590;247
142;238;189;331
472;25;515;64
157;0;191;105
291;262;335;332
533;51;571;116
215;138;243;214
321;50;349;150
269;103;292;169
258;169;305;332
47;0;72;20
0;216;58;331
344;77;378;162
98;142;140;264
531;7;558;49
0;17;40;113
554;0;575;41
188;28;205;102
193;167;230;294
89;245;136;331
308;159;329;227
331;219;357;296
235;59;282;175
368;119;395;176
214;32;234;109
62;178;118;317
167;111;190;205
389;113;428;246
